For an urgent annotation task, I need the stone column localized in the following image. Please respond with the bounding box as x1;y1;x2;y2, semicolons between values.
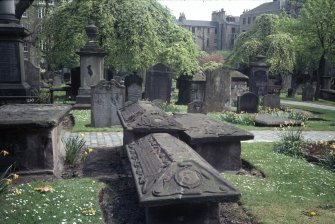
0;0;32;97
75;25;107;107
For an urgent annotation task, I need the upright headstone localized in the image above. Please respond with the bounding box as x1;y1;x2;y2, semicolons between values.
302;84;315;101
237;92;259;113
53;74;62;87
249;55;269;96
76;25;107;106
263;94;280;109
176;72;206;105
24;60;40;90
124;73;143;102
145;63;172;102
204;68;231;113
91;80;125;127
187;100;204;113
0;0;33;97
230;70;249;107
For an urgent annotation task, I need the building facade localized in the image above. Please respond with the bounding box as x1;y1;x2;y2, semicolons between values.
20;0;57;67
176;9;239;52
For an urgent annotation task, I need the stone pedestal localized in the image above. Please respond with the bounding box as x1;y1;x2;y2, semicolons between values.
0;104;72;177
0;20;30;97
75;25;106;107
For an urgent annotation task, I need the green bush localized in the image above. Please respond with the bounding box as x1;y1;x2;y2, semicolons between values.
219;111;255;126
274;125;305;158
0;164;15;195
62;136;86;165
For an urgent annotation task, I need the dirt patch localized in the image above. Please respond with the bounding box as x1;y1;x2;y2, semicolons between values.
236;159;265;178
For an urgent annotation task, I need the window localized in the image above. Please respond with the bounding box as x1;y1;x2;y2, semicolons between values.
214;28;217;34
38;0;54;6
38;7;46;18
242;18;246;25
22;11;28;18
197;27;201;31
39;40;47;51
232;27;236;33
207;28;210;34
192;27;195;33
248;17;251;24
206;38;209;47
23;42;28;52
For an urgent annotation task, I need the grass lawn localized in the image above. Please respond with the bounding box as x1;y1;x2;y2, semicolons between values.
0;178;104;224
225;143;335;224
71;110;123;132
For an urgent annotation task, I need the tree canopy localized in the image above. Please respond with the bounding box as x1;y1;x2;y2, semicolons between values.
230;14;296;76
41;0;200;75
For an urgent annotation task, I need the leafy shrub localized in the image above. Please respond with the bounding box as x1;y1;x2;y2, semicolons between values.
32;89;51;104
274;124;305;158
219;111;255;126
62;136;86;165
0;149;18;195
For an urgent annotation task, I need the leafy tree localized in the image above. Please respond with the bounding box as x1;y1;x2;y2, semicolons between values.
41;0;200;75
299;0;335;100
230;14;296;76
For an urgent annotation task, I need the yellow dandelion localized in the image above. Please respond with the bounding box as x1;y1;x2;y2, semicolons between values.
5;178;12;185
88;148;93;153
309;211;317;216
84;151;88;155
79;133;85;139
12;173;19;180
14;188;22;196
0;150;9;156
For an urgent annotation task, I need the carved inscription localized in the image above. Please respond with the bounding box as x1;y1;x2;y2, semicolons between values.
0;42;20;82
125;133;241;205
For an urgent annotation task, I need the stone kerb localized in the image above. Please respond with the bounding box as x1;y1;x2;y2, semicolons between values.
91;80;125;128
125;133;240;224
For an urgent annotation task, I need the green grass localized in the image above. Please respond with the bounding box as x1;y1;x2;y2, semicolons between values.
0;178;104;224
224;143;335;224
282;105;335;131
71;110;123;132
280;92;335;107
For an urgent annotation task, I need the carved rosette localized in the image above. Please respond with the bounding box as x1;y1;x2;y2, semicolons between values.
125;133;240;206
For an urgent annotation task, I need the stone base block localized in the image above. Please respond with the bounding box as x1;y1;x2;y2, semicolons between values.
193;142;242;172
145;203;219;224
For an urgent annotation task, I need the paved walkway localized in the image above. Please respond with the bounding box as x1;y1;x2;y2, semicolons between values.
281;99;335;111
65;130;335;148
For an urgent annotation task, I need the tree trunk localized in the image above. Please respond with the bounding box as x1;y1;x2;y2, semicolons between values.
315;53;326;100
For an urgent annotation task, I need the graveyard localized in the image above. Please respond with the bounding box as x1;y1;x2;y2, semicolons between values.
1;0;335;224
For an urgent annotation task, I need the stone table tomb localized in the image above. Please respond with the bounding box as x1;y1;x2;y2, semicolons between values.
125;133;240;224
172;113;254;171
0;104;72;177
117;101;184;145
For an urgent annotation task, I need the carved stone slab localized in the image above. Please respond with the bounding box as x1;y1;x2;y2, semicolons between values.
172;113;254;144
126;133;240;207
117;101;183;133
0;104;72;128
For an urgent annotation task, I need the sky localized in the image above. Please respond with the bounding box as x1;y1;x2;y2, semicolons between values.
158;0;273;20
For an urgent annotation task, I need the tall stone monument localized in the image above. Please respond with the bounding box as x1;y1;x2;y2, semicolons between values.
249;55;269;96
75;25;107;107
0;0;34;97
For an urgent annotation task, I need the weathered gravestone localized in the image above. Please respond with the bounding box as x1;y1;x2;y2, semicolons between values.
24;61;40;90
70;67;80;99
237;92;259;113
145;63;172;103
176;72;206;105
187;100;204;113
117;101;183;145
263;94;280;109
124;73;143;102
204;68;231;113
91;80;125;127
125;133;240;224
0;104;72;177
302;84;315;101
172;113;254;171
230;70;249;107
249;55;269;96
0;0;33;97
53;74;62;87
